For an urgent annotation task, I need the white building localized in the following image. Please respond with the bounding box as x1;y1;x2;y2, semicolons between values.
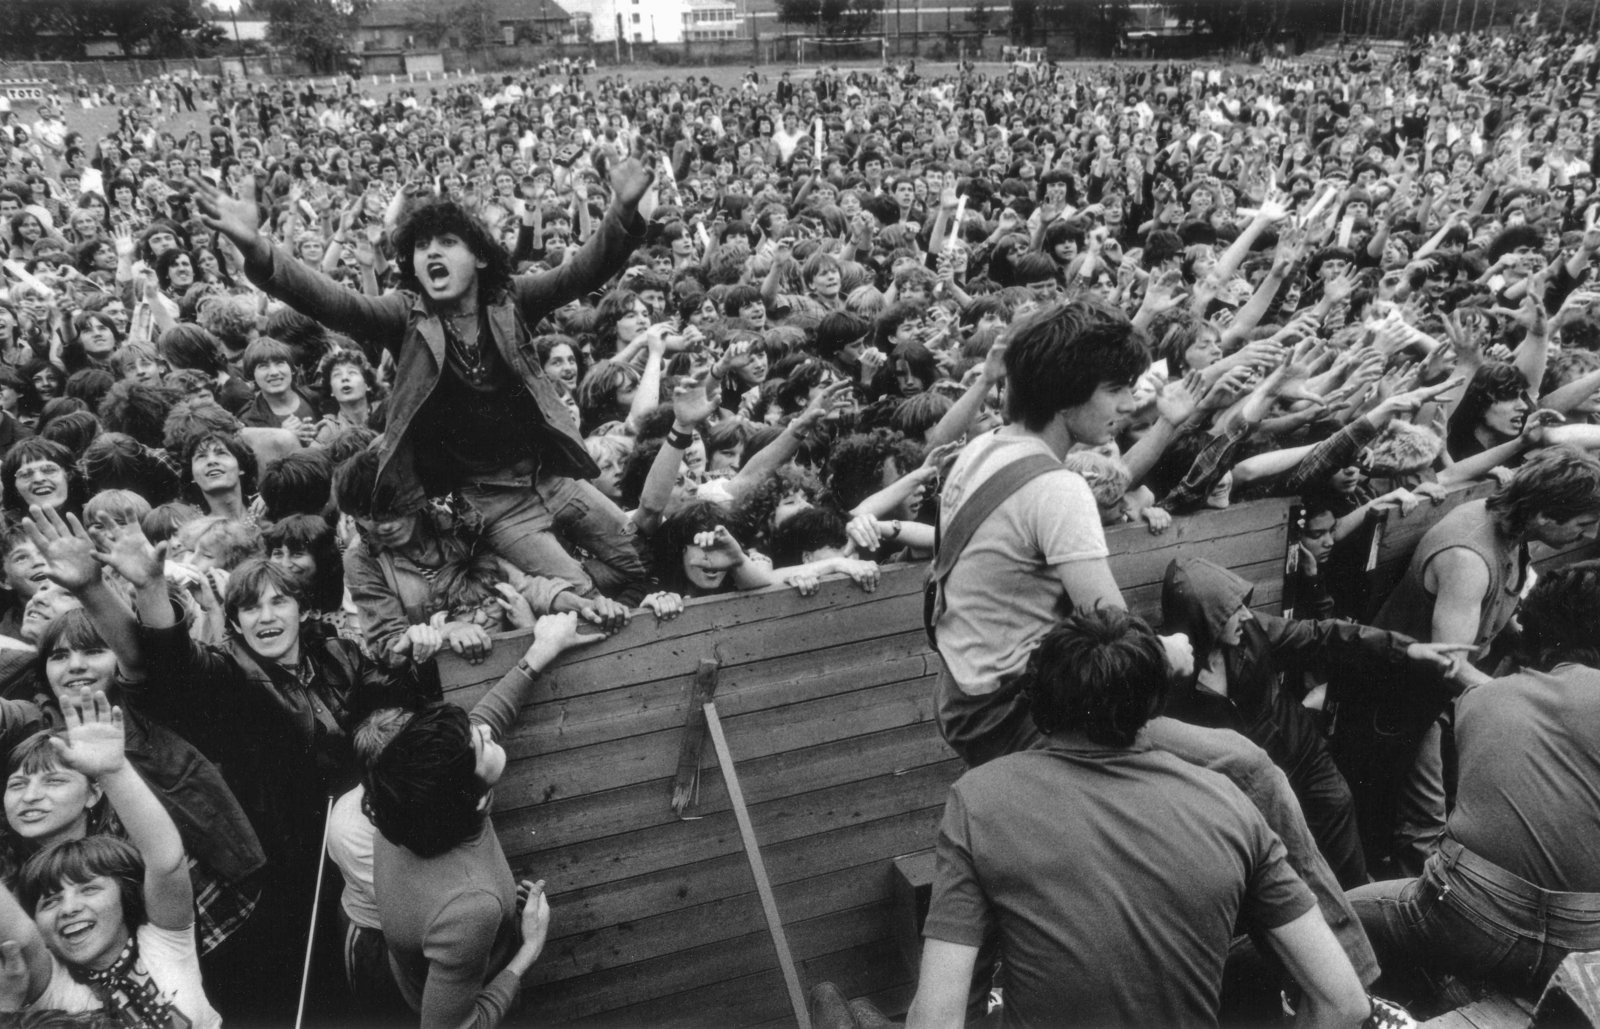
567;0;742;43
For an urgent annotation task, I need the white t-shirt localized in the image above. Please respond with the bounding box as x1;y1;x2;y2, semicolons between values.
935;432;1108;697
327;785;382;931
31;922;220;1029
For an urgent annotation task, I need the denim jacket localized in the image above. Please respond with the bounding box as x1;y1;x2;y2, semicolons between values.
244;205;647;513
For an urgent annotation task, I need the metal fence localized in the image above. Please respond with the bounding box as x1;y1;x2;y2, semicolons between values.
0;54;314;86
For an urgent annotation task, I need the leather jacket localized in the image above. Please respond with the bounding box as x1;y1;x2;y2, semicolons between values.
137;611;435;880
244;204;647;513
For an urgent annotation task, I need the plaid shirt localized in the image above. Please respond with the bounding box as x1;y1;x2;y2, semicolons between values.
192;859;262;956
1278;418;1380;497
1162;421;1254;514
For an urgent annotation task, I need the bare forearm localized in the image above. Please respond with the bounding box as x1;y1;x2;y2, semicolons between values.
100;764;186;880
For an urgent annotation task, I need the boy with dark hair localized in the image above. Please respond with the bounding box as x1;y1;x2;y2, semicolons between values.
360;610;601;1028
258;448;333;521
193;146;657;601
907;607;1370;1029
238;336;316;433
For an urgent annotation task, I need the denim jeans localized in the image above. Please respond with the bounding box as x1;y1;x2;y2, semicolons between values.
1350;837;1600;1002
459;473;645;598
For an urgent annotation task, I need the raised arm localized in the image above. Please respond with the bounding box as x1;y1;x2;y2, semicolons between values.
924;340;1006;451
194;175;408;358
511;148;654;321
469;612;605;743
53;689;192;928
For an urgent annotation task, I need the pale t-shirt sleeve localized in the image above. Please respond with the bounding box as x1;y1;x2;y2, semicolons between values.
1018;471;1110;566
137;922;222;1029
28;952;99;1014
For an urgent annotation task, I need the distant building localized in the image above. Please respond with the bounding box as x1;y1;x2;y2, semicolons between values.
566;0;747;43
353;0;573;50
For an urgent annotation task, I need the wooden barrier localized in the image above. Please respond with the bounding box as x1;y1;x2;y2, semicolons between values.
435;499;1292;1027
1367;481;1600;606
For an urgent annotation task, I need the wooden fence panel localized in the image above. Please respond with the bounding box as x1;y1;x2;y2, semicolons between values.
433;497;1294;1026
1367;480;1600;601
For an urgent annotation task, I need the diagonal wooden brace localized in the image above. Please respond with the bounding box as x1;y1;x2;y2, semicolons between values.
669;659;720;815
705;699;813;1029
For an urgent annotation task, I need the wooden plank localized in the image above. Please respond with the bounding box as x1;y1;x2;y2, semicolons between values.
1110;520;1292;593
446;501;1289;707
534;858;890;986
1419;992;1535;1029
442;568;929;702
497;721;954;864
1368;481;1495;586
535;901;890;1023
520;758;955;898
1104;497;1289;556
554;933;909;1029
528;806;946;946
500;632;934;760
491;673;938;812
703;701;811;1029
544;908;902;1029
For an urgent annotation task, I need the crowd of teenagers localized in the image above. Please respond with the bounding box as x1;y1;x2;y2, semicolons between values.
0;20;1592;1029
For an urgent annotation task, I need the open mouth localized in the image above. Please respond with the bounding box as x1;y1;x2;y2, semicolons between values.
59;920;94;944
28;571;48;584
15;809;48;823
29;483;56;497
425;261;451;288
255;627;284;642
62;677;99;692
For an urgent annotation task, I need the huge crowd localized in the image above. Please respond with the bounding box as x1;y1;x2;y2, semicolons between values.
0;22;1592;1029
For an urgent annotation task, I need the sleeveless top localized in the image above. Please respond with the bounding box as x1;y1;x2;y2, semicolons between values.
1371;499;1525;655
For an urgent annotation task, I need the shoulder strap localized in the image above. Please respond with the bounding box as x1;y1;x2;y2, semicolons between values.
932;453;1063;580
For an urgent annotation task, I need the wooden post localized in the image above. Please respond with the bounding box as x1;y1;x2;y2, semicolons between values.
669;660;720;814
704;701;812;1029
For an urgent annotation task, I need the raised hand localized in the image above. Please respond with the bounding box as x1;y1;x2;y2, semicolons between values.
49;689;127;780
610;136;657;214
671;376;718;429
191;175;267;263
1156;371;1203;427
90;513;165;589
693;525;746;566
21;506;101;593
795;379;854;428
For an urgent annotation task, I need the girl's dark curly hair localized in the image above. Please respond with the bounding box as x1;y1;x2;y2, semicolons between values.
730;464;823;552
391;200;513;303
823;429;925;513
649;497;738;595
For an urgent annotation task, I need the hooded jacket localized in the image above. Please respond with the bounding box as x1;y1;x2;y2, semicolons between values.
1160;557;1422;778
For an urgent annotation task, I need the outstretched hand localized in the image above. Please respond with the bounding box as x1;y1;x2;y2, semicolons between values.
21;506;101;594
190;176;268;263
90;513;166;589
610;136;658;215
50;689;127;780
